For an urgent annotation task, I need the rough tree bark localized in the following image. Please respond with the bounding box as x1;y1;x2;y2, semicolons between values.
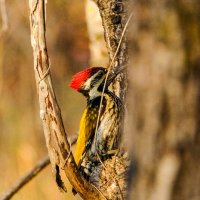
97;0;128;100
128;1;200;200
85;0;130;199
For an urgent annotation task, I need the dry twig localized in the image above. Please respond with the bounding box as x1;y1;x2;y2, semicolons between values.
0;136;77;200
0;156;50;200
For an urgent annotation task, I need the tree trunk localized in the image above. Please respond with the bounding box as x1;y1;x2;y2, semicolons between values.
127;1;200;200
97;0;128;100
84;0;130;199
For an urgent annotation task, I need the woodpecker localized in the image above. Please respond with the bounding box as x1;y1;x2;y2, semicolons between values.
69;67;123;177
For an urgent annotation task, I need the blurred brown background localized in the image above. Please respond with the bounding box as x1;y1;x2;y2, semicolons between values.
0;0;101;199
127;1;200;199
2;0;200;199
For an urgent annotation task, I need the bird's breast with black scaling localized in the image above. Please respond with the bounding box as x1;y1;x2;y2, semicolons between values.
80;93;122;178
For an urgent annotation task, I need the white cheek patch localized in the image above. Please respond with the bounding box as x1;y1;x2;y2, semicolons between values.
89;88;101;98
84;77;92;90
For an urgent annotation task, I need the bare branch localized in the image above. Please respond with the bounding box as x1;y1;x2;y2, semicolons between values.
28;0;104;199
0;156;49;200
0;136;77;200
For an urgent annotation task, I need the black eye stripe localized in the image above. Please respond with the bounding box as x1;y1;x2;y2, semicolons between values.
90;71;105;87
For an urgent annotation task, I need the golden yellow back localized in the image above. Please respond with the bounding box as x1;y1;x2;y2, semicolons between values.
74;104;98;167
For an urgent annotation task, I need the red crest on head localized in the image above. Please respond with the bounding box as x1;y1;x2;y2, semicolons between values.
69;67;102;90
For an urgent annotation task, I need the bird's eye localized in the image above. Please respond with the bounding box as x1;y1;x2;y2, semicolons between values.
90;71;104;87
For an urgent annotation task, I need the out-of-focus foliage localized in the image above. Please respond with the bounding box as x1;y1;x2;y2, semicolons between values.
0;0;91;199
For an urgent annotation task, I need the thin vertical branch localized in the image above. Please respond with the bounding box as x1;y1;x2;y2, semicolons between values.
0;0;8;34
